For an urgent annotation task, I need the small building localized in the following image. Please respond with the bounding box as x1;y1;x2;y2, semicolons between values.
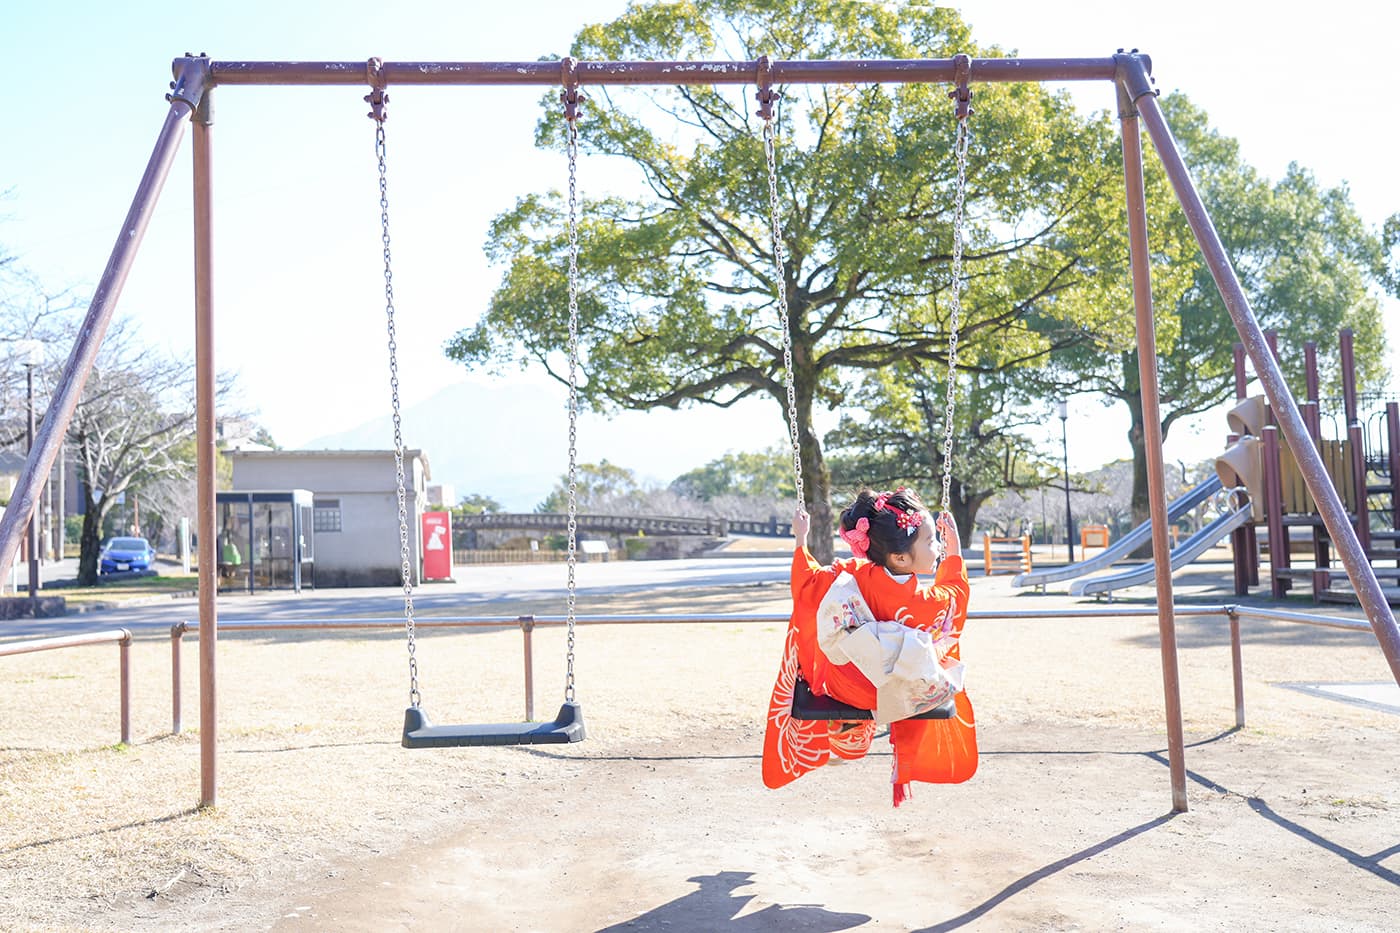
225;449;430;587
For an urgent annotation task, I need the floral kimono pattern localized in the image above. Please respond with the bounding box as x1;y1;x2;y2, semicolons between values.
762;548;977;802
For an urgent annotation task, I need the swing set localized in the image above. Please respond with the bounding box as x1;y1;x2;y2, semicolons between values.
2;52;1397;814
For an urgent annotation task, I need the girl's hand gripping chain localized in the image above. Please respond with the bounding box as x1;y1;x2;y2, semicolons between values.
936;511;961;559
792;508;810;550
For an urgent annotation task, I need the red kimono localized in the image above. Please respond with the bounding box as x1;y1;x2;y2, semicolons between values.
762;548;977;801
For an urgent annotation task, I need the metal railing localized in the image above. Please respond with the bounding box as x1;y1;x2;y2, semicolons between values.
169;603;1387;735
1;628;133;745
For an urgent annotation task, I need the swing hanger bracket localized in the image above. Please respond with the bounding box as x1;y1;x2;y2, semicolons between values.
561;56;585;123
365;56;388;123
755;54;781;122
167;53;211;113
950;53;972;121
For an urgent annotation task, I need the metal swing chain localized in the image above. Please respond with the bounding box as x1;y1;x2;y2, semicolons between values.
366;64;421;710
562;66;583;704
940;79;972;516
762;113;805;513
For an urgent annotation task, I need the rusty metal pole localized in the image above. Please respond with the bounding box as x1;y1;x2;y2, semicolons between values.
171;624;185;735
1262;424;1290;596
26;363;39;602
1388;404;1400;537
1131;74;1400;685
1227;608;1245;728
0;58;209;576
119;632;131;746
520;615;536;721
192;77;219;809
1116;53;1188;812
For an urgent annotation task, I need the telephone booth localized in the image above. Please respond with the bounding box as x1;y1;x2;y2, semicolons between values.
215;489;314;593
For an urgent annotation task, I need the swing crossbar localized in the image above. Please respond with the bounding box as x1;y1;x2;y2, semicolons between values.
790;677;954;721
401;702;585;748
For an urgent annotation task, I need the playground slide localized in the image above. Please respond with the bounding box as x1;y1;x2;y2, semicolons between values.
1068;503;1253;598
1012;475;1223;589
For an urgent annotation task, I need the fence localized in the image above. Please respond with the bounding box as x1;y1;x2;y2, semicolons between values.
0;628;133;744
168;604;1378;735
451;547;624;565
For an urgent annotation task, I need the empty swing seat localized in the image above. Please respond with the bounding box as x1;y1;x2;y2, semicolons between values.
790;677;955;721
402;702;586;748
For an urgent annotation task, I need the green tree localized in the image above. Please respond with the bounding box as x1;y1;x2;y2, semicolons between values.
446;1;1124;561
536;459;643;513
824;362;1058;535
454;493;503;515
1051;93;1395;529
670;447;795;501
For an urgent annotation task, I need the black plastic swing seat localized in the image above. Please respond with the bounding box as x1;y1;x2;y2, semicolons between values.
401;702;586;748
790;677;955;721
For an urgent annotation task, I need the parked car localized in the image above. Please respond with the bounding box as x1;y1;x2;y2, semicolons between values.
99;536;156;574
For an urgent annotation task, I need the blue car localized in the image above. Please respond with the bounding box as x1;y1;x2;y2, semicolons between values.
99;536;156;574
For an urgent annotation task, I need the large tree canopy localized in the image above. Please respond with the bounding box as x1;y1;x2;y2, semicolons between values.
447;0;1130;560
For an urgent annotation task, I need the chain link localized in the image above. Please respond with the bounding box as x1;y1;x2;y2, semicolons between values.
562;114;581;704
940;115;970;515
763;118;805;513
374;122;421;709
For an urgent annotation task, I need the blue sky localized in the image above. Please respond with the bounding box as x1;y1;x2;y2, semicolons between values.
3;1;1395;506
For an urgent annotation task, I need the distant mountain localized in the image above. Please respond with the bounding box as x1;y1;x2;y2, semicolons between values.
299;379;784;511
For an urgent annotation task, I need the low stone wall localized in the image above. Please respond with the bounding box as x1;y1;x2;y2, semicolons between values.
622;536;725;561
0;596;67;619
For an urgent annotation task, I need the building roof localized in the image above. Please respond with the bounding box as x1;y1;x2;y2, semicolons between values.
224;448;431;479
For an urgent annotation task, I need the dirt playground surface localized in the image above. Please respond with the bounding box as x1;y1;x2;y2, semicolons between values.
1;563;1397;931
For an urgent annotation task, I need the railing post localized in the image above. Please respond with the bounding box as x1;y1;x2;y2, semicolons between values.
519;615;535;721
119;631;132;746
1347;421;1371;554
171;623;185;734
1227;607;1245;728
1262;424;1289;596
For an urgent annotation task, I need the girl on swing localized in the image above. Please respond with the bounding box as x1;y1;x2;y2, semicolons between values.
761;486;977;806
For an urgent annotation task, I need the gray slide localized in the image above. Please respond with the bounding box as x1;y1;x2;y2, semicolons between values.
1068;504;1252;598
1013;475;1223;590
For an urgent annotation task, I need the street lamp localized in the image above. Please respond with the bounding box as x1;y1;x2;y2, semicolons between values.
1058;399;1075;563
15;339;44;601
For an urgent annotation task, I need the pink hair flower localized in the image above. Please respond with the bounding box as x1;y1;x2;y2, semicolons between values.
895;508;923;536
841;517;871;559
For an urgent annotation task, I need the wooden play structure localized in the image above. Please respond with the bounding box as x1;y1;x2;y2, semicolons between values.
982;532;1032;576
1214;328;1399;603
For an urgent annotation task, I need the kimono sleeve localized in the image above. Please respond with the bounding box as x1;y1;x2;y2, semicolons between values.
907;555;971;642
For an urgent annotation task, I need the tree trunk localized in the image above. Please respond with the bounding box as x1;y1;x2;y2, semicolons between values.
1126;388;1150;531
794;393;834;565
802;442;834;564
950;482;993;548
78;501;104;586
1123;352;1166;561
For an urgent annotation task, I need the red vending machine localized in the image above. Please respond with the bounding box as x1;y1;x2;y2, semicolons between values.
420;511;454;581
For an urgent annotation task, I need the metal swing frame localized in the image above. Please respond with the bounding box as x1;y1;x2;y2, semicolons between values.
1;53;1394;811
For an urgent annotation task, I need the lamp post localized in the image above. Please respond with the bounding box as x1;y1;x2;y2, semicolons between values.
15;340;44;600
1058;399;1074;563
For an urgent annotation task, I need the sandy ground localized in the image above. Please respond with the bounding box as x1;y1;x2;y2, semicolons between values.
1;556;1398;932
